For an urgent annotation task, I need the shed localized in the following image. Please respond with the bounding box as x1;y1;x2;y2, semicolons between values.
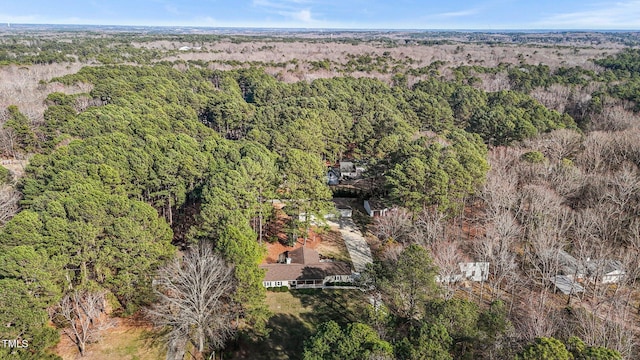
330;198;353;218
364;199;389;217
459;262;489;282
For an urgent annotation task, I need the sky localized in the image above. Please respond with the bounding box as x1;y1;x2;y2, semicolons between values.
2;0;640;30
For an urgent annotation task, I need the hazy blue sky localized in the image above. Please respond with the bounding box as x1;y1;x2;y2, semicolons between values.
2;0;640;29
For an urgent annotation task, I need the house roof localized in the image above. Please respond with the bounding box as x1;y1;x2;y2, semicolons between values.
551;275;585;295
332;197;354;210
262;262;352;282
340;161;355;172
459;262;489;272
603;260;625;274
262;246;352;282
556;250;626;277
288;246;320;265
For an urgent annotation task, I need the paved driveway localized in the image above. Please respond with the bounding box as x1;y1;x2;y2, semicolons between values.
327;217;373;273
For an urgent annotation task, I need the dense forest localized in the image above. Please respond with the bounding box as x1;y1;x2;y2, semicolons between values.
1;30;640;359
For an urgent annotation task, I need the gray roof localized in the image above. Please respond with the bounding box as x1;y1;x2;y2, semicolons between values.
332;197;354;210
551;275;585;295
556;250;625;277
340;161;355;172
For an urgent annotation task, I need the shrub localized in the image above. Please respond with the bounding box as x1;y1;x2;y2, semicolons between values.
267;286;290;292
521;151;546;164
0;165;10;184
297;288;320;295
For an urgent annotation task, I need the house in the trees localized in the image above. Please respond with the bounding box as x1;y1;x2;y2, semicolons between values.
299;199;354;222
327;168;340;185
436;262;490;283
329;198;353;218
459;262;490;282
588;259;625;284
261;246;353;289
558;250;625;284
339;161;365;180
558;250;582;279
364;199;390;217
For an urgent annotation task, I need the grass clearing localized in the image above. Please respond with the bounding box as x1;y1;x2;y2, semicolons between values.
54;319;164;360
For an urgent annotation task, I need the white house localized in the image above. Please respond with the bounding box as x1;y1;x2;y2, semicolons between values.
364;199;390;217
436;262;490;283
330;198;353;218
459;262;490;282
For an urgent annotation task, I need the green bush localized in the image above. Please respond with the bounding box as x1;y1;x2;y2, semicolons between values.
0;165;10;184
296;288;320;295
521;151;546;164
267;286;289;292
326;281;354;287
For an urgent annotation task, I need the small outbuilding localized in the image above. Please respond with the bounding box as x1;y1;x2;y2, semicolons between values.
436;262;490;283
364;199;390;217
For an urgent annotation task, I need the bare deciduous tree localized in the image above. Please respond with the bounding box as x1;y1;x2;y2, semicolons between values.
149;242;237;360
372;206;412;244
524;128;583;162
576;132;612;174
413;208;446;246
482;148;520;217
56;290;111;357
573;306;637;359
0;185;20;225
476;211;519;298
547;160;584;199
530;84;572;113
589;100;640;132
430;240;464;298
515;290;559;341
607;163;640;212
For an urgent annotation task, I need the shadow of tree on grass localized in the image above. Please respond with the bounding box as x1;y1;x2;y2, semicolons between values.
232;314;312;360
293;289;368;329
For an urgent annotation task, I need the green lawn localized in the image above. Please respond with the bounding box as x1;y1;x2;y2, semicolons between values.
232;289;369;360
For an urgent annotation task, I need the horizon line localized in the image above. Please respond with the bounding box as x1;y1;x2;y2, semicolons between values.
2;23;640;33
